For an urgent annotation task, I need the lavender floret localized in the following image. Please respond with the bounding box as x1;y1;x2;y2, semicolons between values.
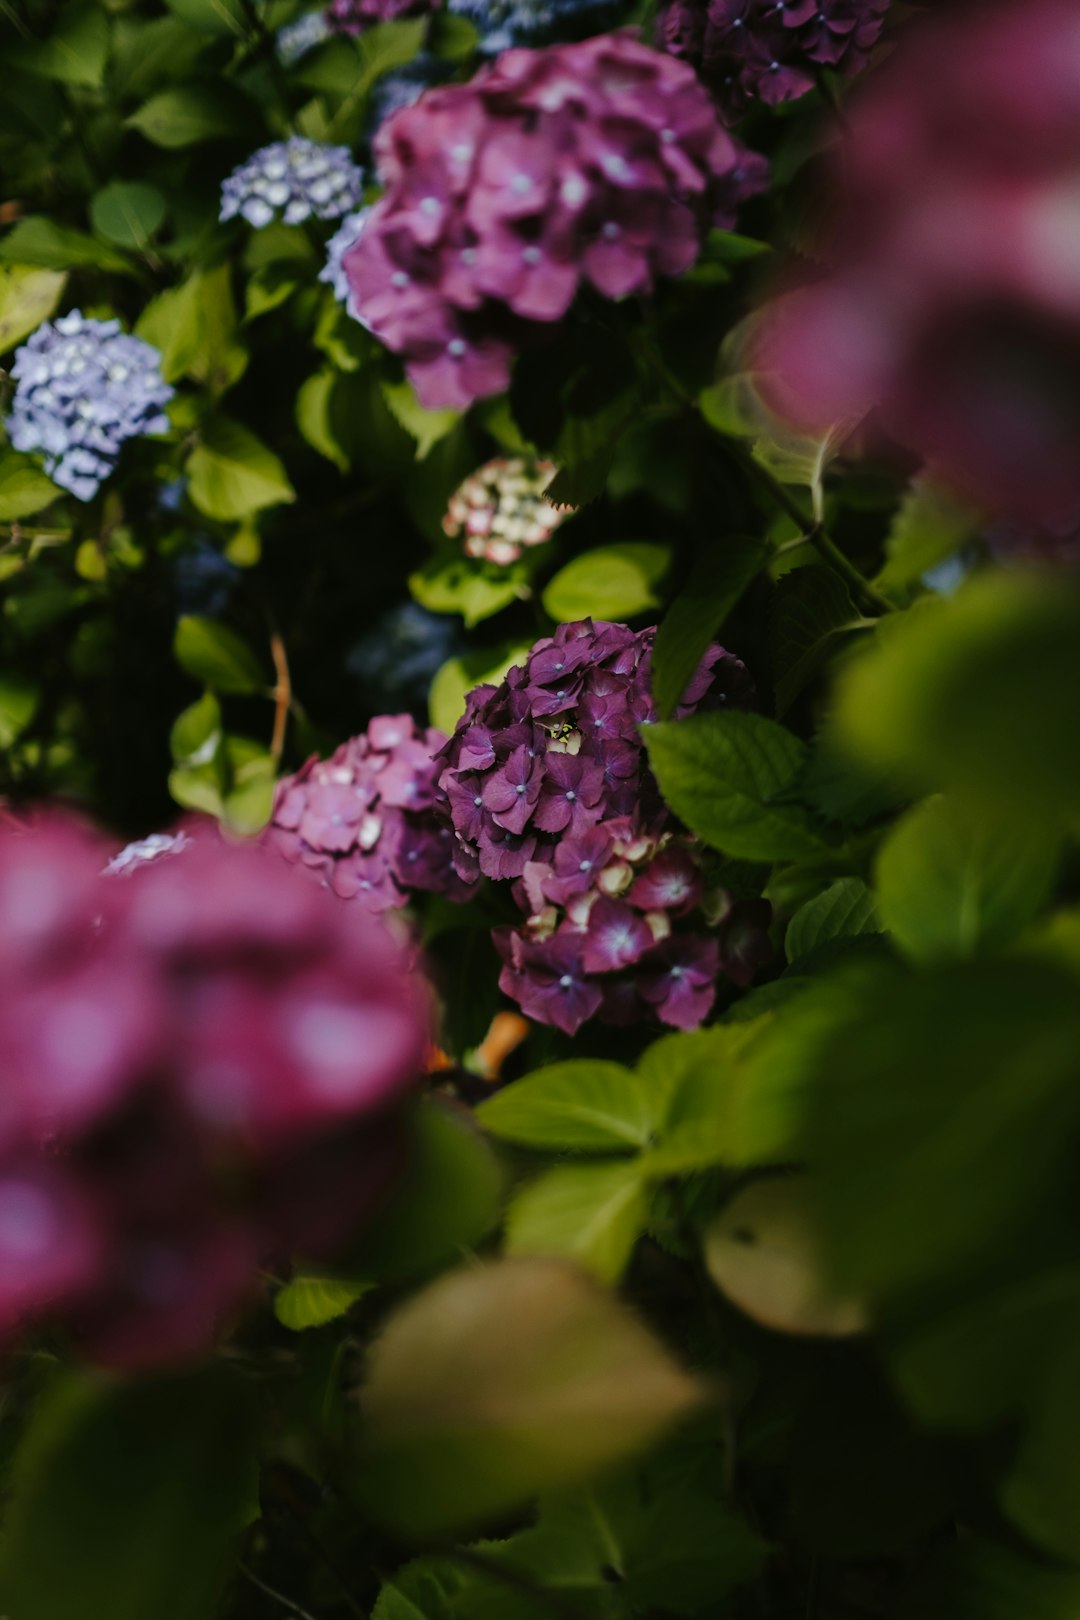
220;137;364;230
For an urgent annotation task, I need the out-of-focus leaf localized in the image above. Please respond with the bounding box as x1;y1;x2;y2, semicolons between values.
705;1177;867;1336
0;219;135;276
380;380;460;460
137;265;246;391
0;673;40;748
187;417;294;521
409;556;527;628
786;877;879;964
274;1275;374;1331
90;182;167;251
164;0;245;34
652;537;770;719
542;544;669;624
127;84;252;147
173;616;265;694
478;1060;654;1152
771;565;862;714
876;477;981;593
876;795;1058;964
428;642;528;735
10;4;109;87
169;690;223;765
356;1257;704;1535
0;455;60;521
0;1366;257;1620
505;1160;651;1282
644;711;831;861
0;265;66;354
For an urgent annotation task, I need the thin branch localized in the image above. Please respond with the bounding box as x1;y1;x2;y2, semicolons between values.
269;628;292;763
240;1561;323;1620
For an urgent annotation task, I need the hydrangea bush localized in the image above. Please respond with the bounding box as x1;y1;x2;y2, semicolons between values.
2;2;1080;1617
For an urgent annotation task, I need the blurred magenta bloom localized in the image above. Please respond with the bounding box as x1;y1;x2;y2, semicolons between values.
0;814;428;1368
755;0;1080;533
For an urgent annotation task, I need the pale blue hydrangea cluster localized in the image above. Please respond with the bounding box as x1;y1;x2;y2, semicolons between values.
447;0;626;52
276;8;331;62
219;138;364;230
8;313;173;503
319;210;371;325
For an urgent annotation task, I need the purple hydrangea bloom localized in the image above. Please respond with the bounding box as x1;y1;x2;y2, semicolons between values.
7;313;173;502
325;0;440;34
266;714;477;910
220;138;364;230
657;0;890;124
436;619;768;1033
343;32;766;409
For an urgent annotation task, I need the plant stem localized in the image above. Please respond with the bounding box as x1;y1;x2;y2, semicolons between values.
240;1561;323;1620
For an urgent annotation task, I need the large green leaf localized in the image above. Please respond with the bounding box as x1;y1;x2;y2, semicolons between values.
409;554;527;628
90;182;167;251
380;379;460;460
9;4;109;87
428;642;529;734
0;218;135;276
505;1161;651;1281
356;1257;703;1536
174;616;266;695
771;565;862;715
477;1060;654;1152
164;0;246;34
875;477;980;594
542;544;670;624
643;711;831;861
0;673;40;748
0;265;66;354
0;455;60;521
126;84;252;148
876;795;1059;963
651;537;770;720
786;877;879;964
187;416;294;521
137;265;246;391
274;1274;374;1331
0;1366;257;1620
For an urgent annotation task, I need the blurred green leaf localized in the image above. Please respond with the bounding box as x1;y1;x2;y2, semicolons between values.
0;218;135;276
786;877;879;964
652;537;770;720
0;265;66;355
90;181;167;250
644;711;831;861
137;265;246;391
169;689;223;765
187;416;294;521
876;795;1059;963
127;83;252;147
356;1256;704;1536
542;544;670;624
0;1366;257;1620
428;642;529;734
876;477;980;593
274;1275;374;1331
478;1061;654;1152
0;455;60;521
174;616;265;694
164;0;245;35
410;555;526;628
381;380;460;460
771;565;862;715
10;4;110;87
0;672;40;748
506;1161;651;1282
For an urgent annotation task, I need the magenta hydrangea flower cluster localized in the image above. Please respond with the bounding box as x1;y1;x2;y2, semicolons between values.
342;31;766;409
755;0;1080;535
657;0;889;124
434;618;768;1033
325;0;438;34
443;456;565;565
0;815;427;1369
266;714;476;911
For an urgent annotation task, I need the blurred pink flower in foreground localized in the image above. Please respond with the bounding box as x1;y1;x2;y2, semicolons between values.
0;815;428;1368
754;0;1080;533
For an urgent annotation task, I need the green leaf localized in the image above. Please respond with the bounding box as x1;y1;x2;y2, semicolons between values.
348;1098;504;1281
505;1161;651;1282
90;182;167;251
164;0;246;34
0;454;60;521
356;1256;704;1536
0;672;40;748
174;616;265;694
0;265;66;354
169;690;223;765
643;711;831;862
274;1274;374;1331
876;795;1058;964
771;565;862;715
652;537;770;720
373;1559;464;1620
380;380;460;460
410;556;526;628
834;573;1080;823
245;262;297;322
296;368;349;471
428;643;529;734
126;84;252;147
786;877;879;964
137;265;245;391
0;1366;257;1620
0;218;135;276
875;477;980;594
11;4;109;87
220;736;276;833
187;416;294;521
477;1060;654;1152
1001;1312;1080;1562
541;543;669;623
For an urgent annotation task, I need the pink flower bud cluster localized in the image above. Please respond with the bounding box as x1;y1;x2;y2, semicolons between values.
0;816;427;1368
266;714;476;911
443;457;565;566
342;31;766;409
755;0;1080;534
657;0;889;125
435;618;769;1033
325;0;439;35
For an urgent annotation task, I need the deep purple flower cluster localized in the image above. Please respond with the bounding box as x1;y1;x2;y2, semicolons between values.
657;0;889;124
0;815;427;1369
266;714;476;910
8;313;173;502
220;138;364;230
435;619;765;1032
325;0;439;34
443;456;565;565
342;31;765;408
